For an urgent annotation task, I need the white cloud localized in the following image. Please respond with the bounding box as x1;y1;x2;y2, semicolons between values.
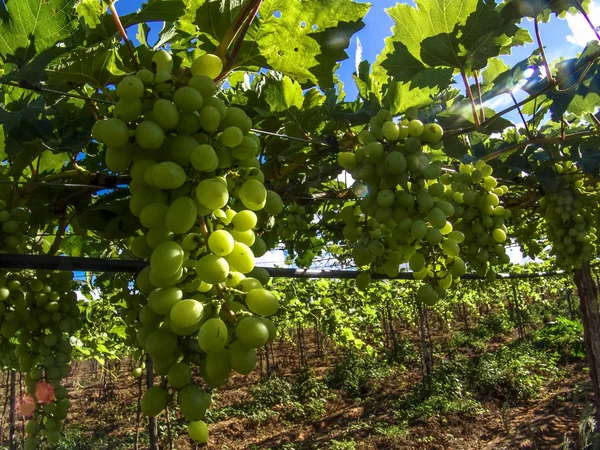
566;1;600;47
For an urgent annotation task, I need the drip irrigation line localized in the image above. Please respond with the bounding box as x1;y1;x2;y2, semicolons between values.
0;254;568;280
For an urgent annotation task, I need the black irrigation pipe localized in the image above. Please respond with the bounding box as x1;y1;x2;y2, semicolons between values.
0;254;568;280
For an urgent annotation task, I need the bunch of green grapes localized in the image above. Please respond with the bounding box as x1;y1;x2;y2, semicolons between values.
0;200;35;254
337;108;509;304
93;50;281;444
0;269;81;449
443;161;511;280
539;161;598;269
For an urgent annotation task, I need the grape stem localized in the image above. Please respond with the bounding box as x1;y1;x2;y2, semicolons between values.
215;0;264;83
534;17;554;86
460;69;480;127
107;1;140;71
509;92;532;140
215;0;263;60
47;215;68;256
473;70;485;123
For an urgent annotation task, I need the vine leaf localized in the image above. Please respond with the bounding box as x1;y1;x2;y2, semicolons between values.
181;0;369;88
264;76;304;113
0;0;78;68
46;44;128;88
378;0;530;83
237;0;370;88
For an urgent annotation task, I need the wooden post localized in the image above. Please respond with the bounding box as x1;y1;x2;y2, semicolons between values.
575;261;600;424
146;356;158;450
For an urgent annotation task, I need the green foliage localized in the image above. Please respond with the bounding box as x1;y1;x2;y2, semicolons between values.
470;342;559;402
533;317;585;361
326;352;392;397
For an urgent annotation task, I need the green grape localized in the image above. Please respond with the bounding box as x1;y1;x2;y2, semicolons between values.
197;318;228;353
188;420;209;444
176;112;201;135
146;227;174;248
409;252;426;272
188;75;217;98
152;49;173;72
178;384;210;420
382;121;400;141
153;99;180;130
230;136;259;160
229;340;257;374
245;288;279;316
442;239;459;257
168;362;192;389
146;329;178;359
208;230;235;256
114;99;142;123
206;349;232;381
151;162;186;190
230;229;255;246
407;119;424;136
196;178;229;210
220;107;252;134
195;254;229;284
232;210;257;232
338;152;357;170
170;135;198;167
166;196;197;235
191;144;219;172
492;228;506;243
410;220;427;240
417;283;438;305
238;180;267;210
427;207;446;229
385;152;407;175
150;241;184;279
265;190;284;215
131;367;143;378
139;305;162;326
192;53;223;79
148;286;183;315
251;237;267;258
105;146;133;172
173;87;203;113
203;97;227;120
141;386;168;417
24;437;38;450
137;68;154;84
117;75;144;100
227;242;255;274
135;121;165;150
140;203;169;229
100;118;129;148
198;106;221;132
236;317;269;349
154;69;172;84
219;127;244;148
170;299;204;329
422;123;444;143
425;228;443;245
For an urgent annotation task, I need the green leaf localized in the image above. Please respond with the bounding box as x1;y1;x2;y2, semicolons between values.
0;0;78;67
237;0;370;88
76;0;105;29
378;0;530;81
264;76;304;113
46;43;128;88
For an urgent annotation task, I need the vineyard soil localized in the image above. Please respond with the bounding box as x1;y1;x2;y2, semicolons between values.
0;325;590;450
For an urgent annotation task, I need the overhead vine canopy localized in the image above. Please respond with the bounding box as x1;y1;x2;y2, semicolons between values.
2;0;600;446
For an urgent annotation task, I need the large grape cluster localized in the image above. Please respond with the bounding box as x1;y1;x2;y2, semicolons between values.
0;200;35;254
337;108;510;304
0;269;81;449
92;50;281;444
539;161;598;269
